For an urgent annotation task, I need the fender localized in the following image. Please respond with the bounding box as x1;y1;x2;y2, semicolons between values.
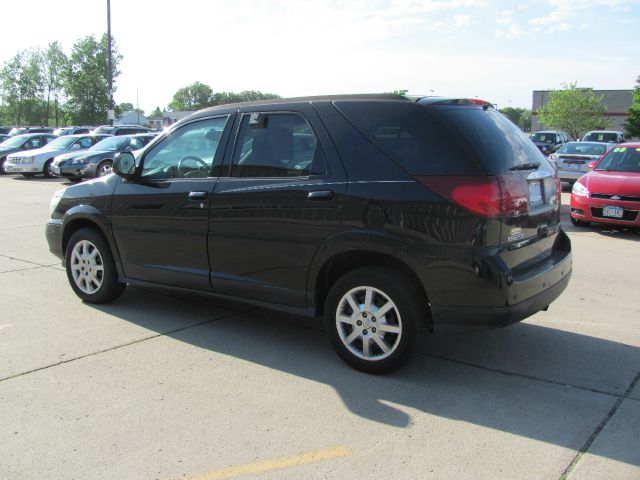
305;229;421;309
61;205;125;281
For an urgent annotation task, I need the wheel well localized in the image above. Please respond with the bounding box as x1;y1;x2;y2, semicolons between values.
315;251;429;318
62;219;105;255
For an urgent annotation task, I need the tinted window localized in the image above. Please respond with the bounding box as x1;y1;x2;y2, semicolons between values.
336;101;546;175
232;113;326;177
141;117;227;179
583;132;619;142
530;132;557;143
595;147;640;173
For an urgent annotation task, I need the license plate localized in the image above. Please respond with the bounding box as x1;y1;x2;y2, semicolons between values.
602;206;624;218
567;163;581;170
528;180;544;207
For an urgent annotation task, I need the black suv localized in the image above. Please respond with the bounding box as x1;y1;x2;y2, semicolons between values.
46;95;572;373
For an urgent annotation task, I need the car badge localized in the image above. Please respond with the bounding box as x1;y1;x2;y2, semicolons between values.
611;195;621;200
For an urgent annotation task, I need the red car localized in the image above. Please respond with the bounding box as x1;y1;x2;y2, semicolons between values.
570;143;640;227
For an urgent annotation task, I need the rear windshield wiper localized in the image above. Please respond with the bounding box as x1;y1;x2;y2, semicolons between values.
510;162;540;171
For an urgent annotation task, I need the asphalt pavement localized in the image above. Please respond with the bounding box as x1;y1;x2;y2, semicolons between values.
0;175;638;480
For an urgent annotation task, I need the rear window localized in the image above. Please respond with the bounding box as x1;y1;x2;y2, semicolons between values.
335;101;545;175
557;143;607;155
584;132;619;142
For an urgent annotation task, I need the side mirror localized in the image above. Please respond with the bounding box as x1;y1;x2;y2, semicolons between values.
70;144;81;150
113;152;136;179
587;161;597;169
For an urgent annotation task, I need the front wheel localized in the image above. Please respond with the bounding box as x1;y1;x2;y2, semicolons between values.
324;267;424;374
96;160;113;177
43;159;54;178
65;227;126;303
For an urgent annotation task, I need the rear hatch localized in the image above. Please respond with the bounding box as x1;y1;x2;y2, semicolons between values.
333;98;561;271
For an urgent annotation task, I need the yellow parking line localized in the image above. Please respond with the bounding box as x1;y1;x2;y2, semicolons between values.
186;445;351;480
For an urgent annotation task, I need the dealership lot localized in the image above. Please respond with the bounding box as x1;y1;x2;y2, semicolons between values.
0;175;638;479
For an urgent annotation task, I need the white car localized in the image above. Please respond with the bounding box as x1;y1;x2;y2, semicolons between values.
5;134;108;178
582;130;625;143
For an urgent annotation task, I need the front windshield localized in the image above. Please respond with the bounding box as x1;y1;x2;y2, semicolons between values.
557;143;607;155
530;132;556;143
595;147;640;173
89;136;129;151
0;135;29;148
43;136;77;149
584;132;618;142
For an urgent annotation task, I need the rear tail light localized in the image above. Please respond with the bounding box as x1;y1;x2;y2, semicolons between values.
415;175;529;218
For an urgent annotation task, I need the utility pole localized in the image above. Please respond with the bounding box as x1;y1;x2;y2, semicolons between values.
107;0;114;125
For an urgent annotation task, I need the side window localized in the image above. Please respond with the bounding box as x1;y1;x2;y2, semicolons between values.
141;117;227;180
79;137;94;148
26;137;43;148
232;113;327;177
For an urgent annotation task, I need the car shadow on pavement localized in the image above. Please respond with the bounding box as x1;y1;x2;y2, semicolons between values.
88;287;640;468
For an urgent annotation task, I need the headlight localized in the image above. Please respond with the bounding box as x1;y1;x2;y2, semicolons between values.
49;188;66;216
21;156;34;164
572;181;589;197
69;158;89;165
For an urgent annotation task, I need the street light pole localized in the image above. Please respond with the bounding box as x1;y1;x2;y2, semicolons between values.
107;0;113;125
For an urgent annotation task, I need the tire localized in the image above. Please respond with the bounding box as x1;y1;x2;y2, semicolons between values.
65;227;126;303
570;216;590;227
324;267;424;374
43;159;54;178
96;160;113;177
0;158;6;175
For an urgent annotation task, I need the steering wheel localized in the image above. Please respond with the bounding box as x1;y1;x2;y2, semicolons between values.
177;156;208;177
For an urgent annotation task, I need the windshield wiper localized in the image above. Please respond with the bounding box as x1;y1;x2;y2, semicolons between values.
510;162;540;171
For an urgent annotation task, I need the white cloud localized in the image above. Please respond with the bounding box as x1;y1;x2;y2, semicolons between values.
495;23;525;38
452;14;474;27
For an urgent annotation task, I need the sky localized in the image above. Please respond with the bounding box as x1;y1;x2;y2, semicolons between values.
0;0;638;113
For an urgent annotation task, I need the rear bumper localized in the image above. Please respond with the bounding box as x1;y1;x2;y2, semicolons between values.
430;231;572;331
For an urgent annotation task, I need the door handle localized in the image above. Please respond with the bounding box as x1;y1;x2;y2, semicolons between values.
188;191;208;200
307;190;334;200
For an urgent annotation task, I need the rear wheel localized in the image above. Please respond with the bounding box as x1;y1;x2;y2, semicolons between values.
65;227;126;303
96;160;113;177
570;216;590;227
324;267;423;374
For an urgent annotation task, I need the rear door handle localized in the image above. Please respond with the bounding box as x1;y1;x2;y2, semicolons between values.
307;190;334;200
188;191;208;200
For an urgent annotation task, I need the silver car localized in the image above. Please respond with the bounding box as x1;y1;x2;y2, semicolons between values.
549;141;611;184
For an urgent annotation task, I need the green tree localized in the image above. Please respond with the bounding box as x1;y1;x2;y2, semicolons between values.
499;107;532;132
0;50;46;125
210;90;280;106
42;42;68;127
64;33;122;125
623;75;640;139
169;82;214;111
149;106;163;117
537;83;610;140
386;89;408;96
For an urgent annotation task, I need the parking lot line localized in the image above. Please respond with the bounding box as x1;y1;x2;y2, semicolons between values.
185;446;351;480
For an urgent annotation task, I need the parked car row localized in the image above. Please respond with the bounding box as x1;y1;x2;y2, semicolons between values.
0;124;153;137
0;132;158;180
529;130;625;157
